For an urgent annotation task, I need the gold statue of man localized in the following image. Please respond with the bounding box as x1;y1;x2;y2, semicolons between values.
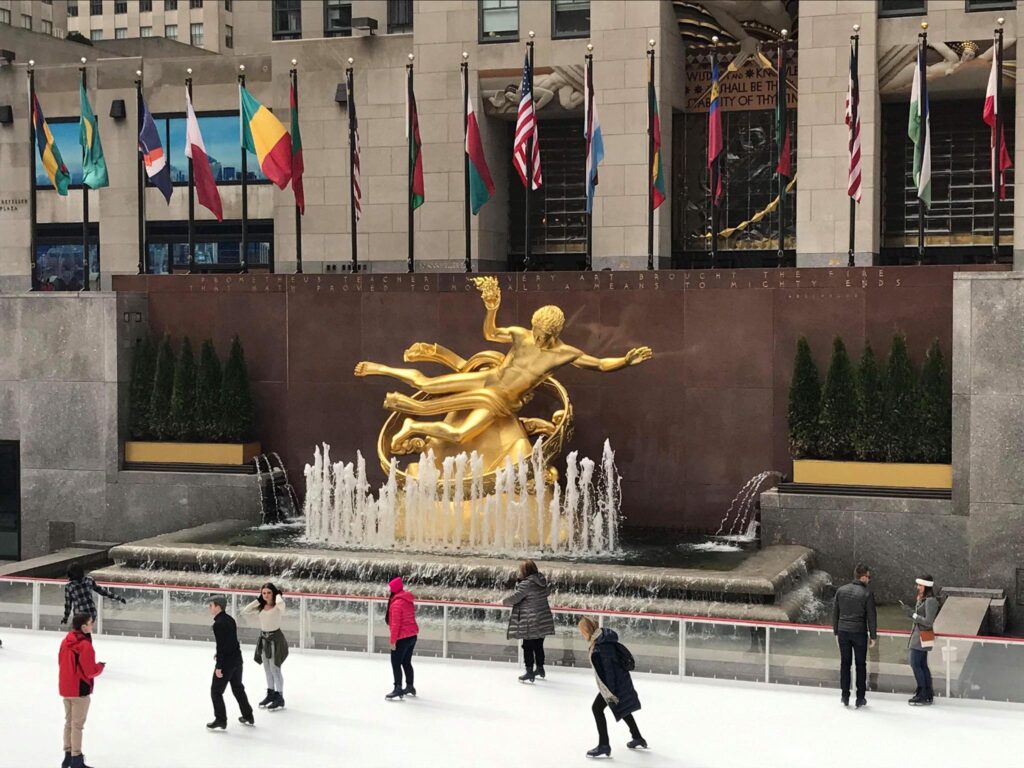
355;277;652;459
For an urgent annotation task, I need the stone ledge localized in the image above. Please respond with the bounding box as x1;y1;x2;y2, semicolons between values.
761;490;953;516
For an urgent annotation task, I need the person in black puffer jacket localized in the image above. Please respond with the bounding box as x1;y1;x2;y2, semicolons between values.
578;616;647;759
503;559;555;683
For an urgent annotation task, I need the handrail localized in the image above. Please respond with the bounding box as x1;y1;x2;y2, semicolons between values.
5;574;1019;641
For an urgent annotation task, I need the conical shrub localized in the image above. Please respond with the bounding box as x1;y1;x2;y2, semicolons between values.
918;339;951;463
855;341;887;462
148;335;176;441
127;335;156;440
168;337;197;442
883;334;919;462
195;339;222;442
219;335;255;443
787;336;821;459
817;337;859;460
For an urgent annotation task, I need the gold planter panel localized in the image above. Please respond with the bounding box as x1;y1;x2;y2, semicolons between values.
125;441;261;466
792;459;952;490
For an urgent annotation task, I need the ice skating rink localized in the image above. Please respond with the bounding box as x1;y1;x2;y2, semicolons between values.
1;627;1018;768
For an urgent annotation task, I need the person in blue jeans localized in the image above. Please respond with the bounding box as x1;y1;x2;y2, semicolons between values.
832;564;878;707
902;575;939;706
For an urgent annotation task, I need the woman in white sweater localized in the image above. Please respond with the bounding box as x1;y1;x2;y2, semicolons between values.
243;583;289;711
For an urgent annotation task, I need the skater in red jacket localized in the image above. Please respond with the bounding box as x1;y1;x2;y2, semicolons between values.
58;614;105;768
384;576;419;701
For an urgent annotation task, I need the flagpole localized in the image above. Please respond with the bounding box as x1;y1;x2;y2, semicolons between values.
586;44;595;272
186;68;195;273
647;43;655;271
346;58;358;273
80;58;90;291
136;69;146;274
992;20;1004;261
238;65;248;274
917;23;927;265
28;61;37;290
462;53;472;273
849;28;859;268
407;53;415;274
710;36;720;268
524;31;535;273
777;31;788;267
290;60;303;274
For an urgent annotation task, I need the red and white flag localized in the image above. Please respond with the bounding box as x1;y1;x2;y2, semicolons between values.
513;53;542;190
184;87;223;221
844;41;862;203
348;74;362;221
983;44;1012;200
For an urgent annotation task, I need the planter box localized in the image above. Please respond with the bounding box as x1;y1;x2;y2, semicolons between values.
125;441;261;466
792;459;952;490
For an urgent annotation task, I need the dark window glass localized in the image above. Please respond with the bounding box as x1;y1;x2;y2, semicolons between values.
225;0;232;9
272;0;301;39
34;226;100;292
387;0;412;33
21;14;31;29
146;221;273;273
67;3;78;18
0;8;9;23
156;113;268;185
878;0;926;16
140;0;152;11
166;0;178;10
881;99;1014;264
190;0;204;8
480;0;517;41
965;0;1016;10
115;0;127;13
0;441;20;560
552;0;588;39
90;0;103;15
224;23;232;47
324;0;351;37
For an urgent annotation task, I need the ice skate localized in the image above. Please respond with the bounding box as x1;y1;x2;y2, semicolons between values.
238;714;255;726
267;692;285;711
258;689;275;708
627;737;648;750
206;720;227;730
534;665;546;679
402;685;417;697
518;669;536;683
855;697;867;708
586;744;611;758
385;686;405;700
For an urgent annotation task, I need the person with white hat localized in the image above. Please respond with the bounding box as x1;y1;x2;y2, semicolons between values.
900;575;939;706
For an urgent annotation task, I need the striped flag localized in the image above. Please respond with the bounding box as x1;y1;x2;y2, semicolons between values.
185;86;223;221
32;93;70;195
240;85;292;190
138;92;172;203
908;41;931;208
290;80;304;214
707;55;723;204
513;52;542;190
407;69;424;210
648;65;665;210
79;83;109;189
464;69;494;215
348;74;362;221
845;40;862;203
585;55;604;214
774;44;791;180
983;40;1012;200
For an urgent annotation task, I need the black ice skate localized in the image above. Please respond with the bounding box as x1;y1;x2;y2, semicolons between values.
586;744;611;758
206;720;227;730
385;686;405;700
239;714;255;726
267;693;285;711
258;689;275;708
402;685;417;697
518;669;536;683
627;737;648;750
535;665;546;679
908;689;925;706
855;697;867;708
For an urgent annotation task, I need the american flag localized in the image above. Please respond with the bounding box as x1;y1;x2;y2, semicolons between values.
348;71;362;221
513;53;542;190
845;40;862;203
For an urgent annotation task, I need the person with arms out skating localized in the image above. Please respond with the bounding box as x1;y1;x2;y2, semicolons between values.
833;563;878;708
242;582;289;711
62;564;126;625
58;613;105;768
502;559;555;683
385;576;419;700
207;595;255;729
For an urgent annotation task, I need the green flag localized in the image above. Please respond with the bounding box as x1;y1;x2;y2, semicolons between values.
79;82;108;189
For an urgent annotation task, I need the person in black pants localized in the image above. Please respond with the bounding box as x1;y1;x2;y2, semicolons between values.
206;595;255;729
832;563;878;708
502;559;556;683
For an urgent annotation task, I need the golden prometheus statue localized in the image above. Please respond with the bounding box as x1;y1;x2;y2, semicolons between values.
354;276;653;484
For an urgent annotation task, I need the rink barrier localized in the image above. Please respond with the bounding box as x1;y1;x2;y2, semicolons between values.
2;576;1023;703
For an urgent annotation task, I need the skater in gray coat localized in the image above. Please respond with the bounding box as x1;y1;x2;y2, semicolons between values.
901;574;940;706
502;559;555;682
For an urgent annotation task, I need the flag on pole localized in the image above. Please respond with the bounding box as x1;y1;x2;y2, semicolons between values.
464;70;494;215
648;60;666;210
348;75;361;222
138;93;172;203
185;87;223;221
775;45;792;180
845;40;862;203
407;70;424;210
240;86;292;190
908;42;932;208
707;56;724;204
32;94;70;195
983;41;1012;200
290;80;304;214
79;83;109;189
585;56;605;214
513;52;542;190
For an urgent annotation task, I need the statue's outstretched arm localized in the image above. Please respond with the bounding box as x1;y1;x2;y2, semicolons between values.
572;346;653;372
472;276;513;343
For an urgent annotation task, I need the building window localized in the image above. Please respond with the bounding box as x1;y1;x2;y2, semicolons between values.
190;21;203;45
324;0;351;37
225;0;232;9
273;0;301;39
67;2;78;18
165;23;177;38
21;14;32;29
0;9;9;24
878;0;926;16
166;0;178;10
115;0;128;13
114;26;126;38
41;19;53;34
190;0;204;8
480;0;518;41
140;0;152;11
141;25;153;36
91;29;103;40
387;0;412;33
90;0;103;15
35;228;100;291
551;0;588;38
224;23;233;47
965;0;1016;9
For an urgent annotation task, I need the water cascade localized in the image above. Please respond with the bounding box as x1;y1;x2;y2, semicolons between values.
304;440;622;557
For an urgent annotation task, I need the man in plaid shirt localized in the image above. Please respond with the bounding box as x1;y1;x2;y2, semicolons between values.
61;564;126;624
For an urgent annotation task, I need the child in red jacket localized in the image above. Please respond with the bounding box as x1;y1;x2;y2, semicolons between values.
385;576;419;700
58;613;105;768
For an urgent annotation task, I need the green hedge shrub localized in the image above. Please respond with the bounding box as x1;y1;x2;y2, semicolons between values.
148;335;176;441
787;336;821;459
168;337;197;441
127;335;156;440
219;335;256;443
818;337;859;460
195;339;223;441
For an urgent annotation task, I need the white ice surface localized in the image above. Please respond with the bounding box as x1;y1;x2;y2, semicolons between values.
1;627;1019;768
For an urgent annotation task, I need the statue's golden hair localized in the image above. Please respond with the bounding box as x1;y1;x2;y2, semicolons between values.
531;305;565;336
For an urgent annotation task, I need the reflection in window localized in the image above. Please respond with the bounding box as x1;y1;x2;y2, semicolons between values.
147;236;272;273
324;0;351;37
161;113;268;185
273;0;301;40
34;121;83;187
35;242;99;292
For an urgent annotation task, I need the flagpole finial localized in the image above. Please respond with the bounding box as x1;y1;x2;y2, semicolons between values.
528;30;535;39
187;67;193;75
239;64;245;72
780;29;788;39
408;53;415;61
853;23;860;32
28;59;34;67
711;36;719;45
586;43;593;52
997;17;1005;26
135;69;142;77
462;51;469;60
291;58;297;67
80;56;87;65
920;21;928;30
347;57;354;65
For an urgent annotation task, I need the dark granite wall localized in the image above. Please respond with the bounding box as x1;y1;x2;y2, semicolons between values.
113;265;1000;531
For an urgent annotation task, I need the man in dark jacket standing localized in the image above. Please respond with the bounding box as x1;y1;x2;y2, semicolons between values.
207;595;254;730
833;564;878;708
